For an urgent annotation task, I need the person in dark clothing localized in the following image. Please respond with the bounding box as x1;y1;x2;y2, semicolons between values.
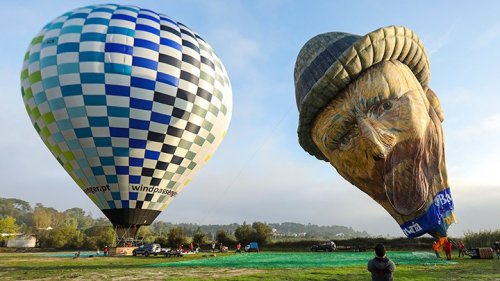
367;244;396;281
494;242;500;259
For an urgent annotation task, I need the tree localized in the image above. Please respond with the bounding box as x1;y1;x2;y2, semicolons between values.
234;223;254;245
39;225;83;248
137;226;154;243
0;198;32;229
154;236;168;246
84;225;115;248
0;217;20;242
167;227;186;247
63;208;93;229
192;227;206;245
252;222;272;245
32;204;63;229
216;229;235;245
150;221;172;236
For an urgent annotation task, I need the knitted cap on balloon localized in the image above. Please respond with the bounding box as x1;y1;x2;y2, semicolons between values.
294;26;430;161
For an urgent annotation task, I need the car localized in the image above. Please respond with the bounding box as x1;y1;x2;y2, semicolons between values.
132;243;162;257
164;249;184;258
310;241;337;252
245;242;259;252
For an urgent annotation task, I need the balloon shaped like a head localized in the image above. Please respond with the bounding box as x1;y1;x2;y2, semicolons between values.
294;26;454;238
21;4;232;239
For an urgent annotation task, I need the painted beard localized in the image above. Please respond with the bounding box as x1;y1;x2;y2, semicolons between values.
378;121;442;216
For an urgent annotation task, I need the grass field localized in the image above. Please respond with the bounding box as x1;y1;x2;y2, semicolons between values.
0;250;498;280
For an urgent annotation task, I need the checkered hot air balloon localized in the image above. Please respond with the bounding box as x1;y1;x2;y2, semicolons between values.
21;4;232;238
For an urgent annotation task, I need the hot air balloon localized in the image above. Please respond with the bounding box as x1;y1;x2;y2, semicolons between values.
294;26;455;238
21;4;232;240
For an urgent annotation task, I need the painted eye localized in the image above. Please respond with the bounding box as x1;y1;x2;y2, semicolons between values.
338;131;353;150
382;100;393;111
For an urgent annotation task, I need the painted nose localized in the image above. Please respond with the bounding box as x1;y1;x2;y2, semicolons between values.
357;117;395;160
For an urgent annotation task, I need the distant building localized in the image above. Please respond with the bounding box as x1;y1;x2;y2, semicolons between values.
4;235;37;248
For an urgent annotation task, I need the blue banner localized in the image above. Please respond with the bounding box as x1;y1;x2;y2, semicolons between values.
400;187;455;238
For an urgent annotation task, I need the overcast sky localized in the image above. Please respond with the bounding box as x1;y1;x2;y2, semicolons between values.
1;0;500;237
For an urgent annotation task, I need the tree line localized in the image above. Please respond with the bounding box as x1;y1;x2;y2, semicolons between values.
0;197;273;249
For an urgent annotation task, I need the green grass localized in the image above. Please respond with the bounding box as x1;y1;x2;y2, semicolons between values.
0;251;498;280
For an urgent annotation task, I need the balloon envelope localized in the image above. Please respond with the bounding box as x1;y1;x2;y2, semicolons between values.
21;4;232;232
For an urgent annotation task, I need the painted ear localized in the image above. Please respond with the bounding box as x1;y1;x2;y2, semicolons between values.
426;88;444;122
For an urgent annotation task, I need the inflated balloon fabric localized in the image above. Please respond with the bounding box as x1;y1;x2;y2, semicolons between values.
294;26;455;238
21;4;232;225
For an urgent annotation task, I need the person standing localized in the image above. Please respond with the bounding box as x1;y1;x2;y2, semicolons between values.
367;244;395;281
189;242;194;253
236;242;242;253
212;242;216;252
493;242;500;259
103;246;109;257
444;239;452;260
458;241;465;258
432;241;441;258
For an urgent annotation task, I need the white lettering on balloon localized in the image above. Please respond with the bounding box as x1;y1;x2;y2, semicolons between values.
402;222;423;236
434;193;452;207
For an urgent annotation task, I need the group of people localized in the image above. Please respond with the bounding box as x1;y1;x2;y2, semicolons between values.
97;245;109;256
367;238;480;281
178;242;200;253
73;245;109;258
432;238;465;260
210;242;231;253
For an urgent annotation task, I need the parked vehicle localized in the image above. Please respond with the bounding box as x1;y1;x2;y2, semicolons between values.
132;243;162;256
245;242;259;252
164;249;184;258
310;241;336;252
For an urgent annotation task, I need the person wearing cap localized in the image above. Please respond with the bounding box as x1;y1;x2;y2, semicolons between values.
293;26;456;238
367;244;395;281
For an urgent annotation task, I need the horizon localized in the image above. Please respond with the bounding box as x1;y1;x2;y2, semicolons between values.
2;0;500;238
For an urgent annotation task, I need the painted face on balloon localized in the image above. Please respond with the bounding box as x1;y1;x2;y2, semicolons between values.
311;61;447;222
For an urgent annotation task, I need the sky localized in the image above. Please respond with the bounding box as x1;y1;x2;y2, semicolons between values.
1;0;500;237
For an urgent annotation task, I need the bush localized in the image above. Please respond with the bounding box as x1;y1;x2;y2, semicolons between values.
154;236;168;246
234;224;253;245
252;222;272;245
167;227;187;247
216;229;235;246
234;222;273;246
84;225;115;248
192;230;207;245
266;237;437;251
464;229;500;248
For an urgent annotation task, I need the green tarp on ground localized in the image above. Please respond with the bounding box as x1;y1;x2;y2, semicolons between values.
44;252;99;258
150;251;455;269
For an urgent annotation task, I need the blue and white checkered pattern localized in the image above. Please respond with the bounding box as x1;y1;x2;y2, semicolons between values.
21;4;232;212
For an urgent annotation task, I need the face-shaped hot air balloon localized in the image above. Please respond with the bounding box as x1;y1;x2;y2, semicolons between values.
21;4;232;238
294;26;455;238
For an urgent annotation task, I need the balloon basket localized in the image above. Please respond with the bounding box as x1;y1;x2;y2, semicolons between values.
113;225;143;247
